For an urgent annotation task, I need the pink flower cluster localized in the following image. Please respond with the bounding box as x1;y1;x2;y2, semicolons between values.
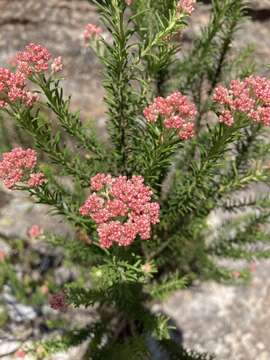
83;23;102;43
125;0;132;5
0;147;45;189
0;43;63;109
0;67;37;108
177;0;197;15
15;43;52;76
143;91;197;140
49;292;68;312
213;76;270;126
80;174;160;248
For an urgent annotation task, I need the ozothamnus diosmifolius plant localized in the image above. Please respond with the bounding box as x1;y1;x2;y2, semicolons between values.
0;0;269;358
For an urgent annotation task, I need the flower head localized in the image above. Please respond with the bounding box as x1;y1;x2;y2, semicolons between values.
177;0;197;15
80;174;160;248
0;67;37;108
16;43;52;76
144;91;197;140
213;76;270;126
0;44;62;110
0;147;44;189
83;23;102;43
141;263;153;274
27;172;45;187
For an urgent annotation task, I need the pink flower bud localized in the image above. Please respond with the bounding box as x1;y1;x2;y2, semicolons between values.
232;271;241;279
0;250;6;262
51;56;63;73
15;349;26;358
27;225;43;239
83;24;102;43
177;0;196;15
27;172;45;188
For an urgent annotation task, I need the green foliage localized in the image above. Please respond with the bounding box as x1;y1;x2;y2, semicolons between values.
0;0;269;358
34;75;105;160
172;0;248;103
0;302;8;327
90;336;151;360
149;273;189;301
0;114;11;152
209;210;270;261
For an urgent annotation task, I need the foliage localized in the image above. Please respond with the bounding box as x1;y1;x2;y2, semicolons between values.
0;0;270;358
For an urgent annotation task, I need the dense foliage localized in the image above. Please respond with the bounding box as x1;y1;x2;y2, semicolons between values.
0;0;269;358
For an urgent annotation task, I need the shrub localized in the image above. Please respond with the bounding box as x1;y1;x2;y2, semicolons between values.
0;0;269;358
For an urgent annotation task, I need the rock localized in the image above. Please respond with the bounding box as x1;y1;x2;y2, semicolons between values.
0;304;8;327
54;266;78;285
0;338;20;358
0;190;12;209
251;1;270;10
160;260;270;360
0;239;11;256
0;186;71;240
51;341;89;360
2;286;37;323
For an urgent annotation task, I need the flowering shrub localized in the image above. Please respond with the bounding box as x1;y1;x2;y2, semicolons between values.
0;0;270;359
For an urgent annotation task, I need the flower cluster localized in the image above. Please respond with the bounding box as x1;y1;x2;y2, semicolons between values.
49;292;68;312
143;91;197;140
83;23;102;43
0;147;45;189
177;0;197;15
0;67;37;108
213;76;270;126
15;43;52;76
125;0;132;5
0;43;62;109
80;174;160;248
